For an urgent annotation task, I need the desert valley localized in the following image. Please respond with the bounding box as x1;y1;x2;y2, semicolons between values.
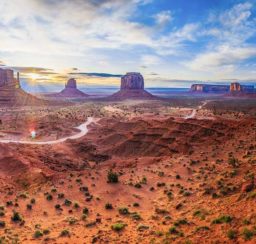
0;69;255;244
1;1;256;243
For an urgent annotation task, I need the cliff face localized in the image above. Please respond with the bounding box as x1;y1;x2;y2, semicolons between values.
121;73;144;90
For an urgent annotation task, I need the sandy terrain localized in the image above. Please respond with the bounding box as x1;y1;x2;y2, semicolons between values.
0;97;255;243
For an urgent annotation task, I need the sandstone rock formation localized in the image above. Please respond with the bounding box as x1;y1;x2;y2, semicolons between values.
0;68;47;106
109;72;155;100
121;72;144;90
58;78;89;98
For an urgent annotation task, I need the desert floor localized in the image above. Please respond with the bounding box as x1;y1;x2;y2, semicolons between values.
0;97;255;243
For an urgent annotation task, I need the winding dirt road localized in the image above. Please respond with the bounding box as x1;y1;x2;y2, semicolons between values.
184;100;210;119
0;117;97;145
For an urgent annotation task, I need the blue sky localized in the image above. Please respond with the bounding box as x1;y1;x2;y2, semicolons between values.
0;0;256;90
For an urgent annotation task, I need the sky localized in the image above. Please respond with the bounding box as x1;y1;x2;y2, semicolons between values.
0;0;256;91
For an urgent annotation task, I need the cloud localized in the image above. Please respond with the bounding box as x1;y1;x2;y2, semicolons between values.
185;2;256;77
186;45;256;71
10;67;54;74
154;10;173;27
69;72;123;78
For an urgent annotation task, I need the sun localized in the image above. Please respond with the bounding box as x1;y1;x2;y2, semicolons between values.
29;73;40;81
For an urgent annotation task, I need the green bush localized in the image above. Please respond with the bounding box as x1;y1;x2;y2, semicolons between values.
118;207;129;215
11;211;22;222
111;222;126;231
105;203;113;210
242;228;254;240
34;230;43;238
107;170;119;183
227;229;237;240
212;215;232;224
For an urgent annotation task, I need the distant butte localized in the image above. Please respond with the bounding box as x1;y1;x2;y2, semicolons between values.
109;72;155;100
0;68;47;106
47;78;89;98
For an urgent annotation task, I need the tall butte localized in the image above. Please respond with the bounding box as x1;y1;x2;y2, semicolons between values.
58;78;89;98
110;72;155;100
0;68;46;106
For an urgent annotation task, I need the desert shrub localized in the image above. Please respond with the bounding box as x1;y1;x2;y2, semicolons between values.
83;207;89;214
131;212;141;220
73;203;80;209
27;204;32;210
34;230;43;238
133;202;140;207
111;222;126;231
242;228;254;240
43;229;50;235
30;198;36;204
46;194;53;201
60;229;70;237
118;207;130;215
227;229;237;240
134;183;142;188
66;217;77;225
64;199;72;206
107;170;119;183
105;203;113;210
176;175;181;179
0;221;5;228
212;215;232;224
11;211;22;222
174;218;188;227
58;193;65;199
195;226;210;232
169;226;184;236
228;157;240;168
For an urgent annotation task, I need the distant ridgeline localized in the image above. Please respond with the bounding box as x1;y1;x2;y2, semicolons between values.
190;82;255;94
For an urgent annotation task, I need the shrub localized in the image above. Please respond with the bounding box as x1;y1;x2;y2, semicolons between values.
105;203;113;210
34;230;43;238
60;229;70;237
118;207;129;215
227;229;237;240
46;194;53;201
83;207;89;214
0;221;5;228
242;228;254;240
107;170;119;183
212;215;232;224
27;204;32;210
11;211;22;222
64;199;72;206
111;222;126;231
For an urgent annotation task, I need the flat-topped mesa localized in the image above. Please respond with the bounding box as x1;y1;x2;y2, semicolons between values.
121;72;144;90
230;82;254;93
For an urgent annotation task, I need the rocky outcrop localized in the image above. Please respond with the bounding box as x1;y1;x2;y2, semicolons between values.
109;72;155;100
